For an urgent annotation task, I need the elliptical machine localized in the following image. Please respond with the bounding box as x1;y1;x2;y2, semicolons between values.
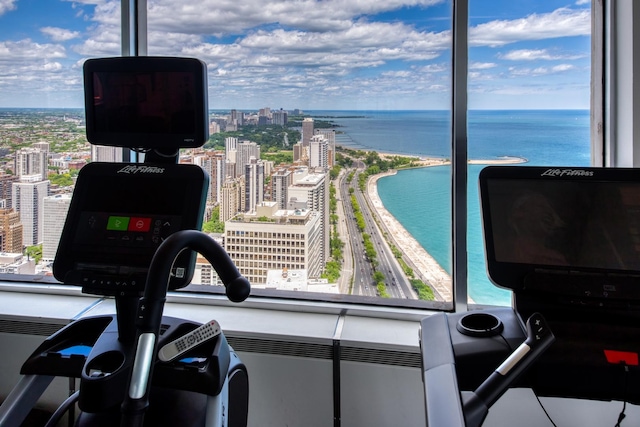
0;56;251;427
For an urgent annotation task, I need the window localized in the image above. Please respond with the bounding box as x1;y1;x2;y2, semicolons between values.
0;0;601;312
466;1;593;306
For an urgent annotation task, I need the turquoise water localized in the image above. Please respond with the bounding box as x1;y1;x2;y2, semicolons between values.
313;110;591;305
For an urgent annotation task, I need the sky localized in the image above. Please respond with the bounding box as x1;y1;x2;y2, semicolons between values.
0;0;591;110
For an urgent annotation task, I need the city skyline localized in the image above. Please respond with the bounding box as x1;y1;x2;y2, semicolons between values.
0;0;590;110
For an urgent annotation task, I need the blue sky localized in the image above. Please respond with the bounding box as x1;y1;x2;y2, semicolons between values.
0;0;591;110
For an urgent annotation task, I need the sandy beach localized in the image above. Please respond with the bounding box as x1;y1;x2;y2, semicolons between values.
364;154;526;302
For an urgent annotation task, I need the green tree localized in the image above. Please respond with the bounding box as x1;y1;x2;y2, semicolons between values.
202;206;225;233
25;245;42;264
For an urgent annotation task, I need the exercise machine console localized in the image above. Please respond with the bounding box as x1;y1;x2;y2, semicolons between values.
0;56;251;427
421;166;640;426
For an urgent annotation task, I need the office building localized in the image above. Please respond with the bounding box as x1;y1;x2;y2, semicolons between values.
224;202;323;285
41;194;72;262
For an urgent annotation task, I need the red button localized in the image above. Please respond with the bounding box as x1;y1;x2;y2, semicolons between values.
128;217;151;232
604;349;639;366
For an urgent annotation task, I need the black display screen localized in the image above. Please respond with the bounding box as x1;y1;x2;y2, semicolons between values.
53;162;208;296
83;57;208;149
479;166;640;293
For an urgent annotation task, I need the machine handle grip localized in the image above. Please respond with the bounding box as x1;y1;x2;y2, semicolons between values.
473;312;554;408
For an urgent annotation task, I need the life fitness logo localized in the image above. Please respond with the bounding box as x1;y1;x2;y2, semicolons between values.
541;168;594;177
117;165;165;174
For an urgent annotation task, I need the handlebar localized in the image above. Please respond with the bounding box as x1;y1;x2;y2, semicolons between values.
120;230;251;426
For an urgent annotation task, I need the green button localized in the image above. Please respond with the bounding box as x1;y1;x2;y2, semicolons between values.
107;216;130;231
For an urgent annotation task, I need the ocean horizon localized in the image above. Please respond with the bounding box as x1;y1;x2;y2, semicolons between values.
313;109;591;306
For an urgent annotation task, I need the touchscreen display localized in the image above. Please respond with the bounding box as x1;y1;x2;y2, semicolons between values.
480;166;640;291
84;57;208;149
486;179;640;270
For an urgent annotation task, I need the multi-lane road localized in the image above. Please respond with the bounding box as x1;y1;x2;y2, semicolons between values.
336;164;417;300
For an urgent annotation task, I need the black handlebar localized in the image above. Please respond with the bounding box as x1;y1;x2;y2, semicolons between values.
120;230;250;426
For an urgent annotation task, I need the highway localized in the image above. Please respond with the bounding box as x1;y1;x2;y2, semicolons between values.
336;163;417;300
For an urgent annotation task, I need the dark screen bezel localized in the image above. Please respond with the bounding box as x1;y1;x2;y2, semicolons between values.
83;56;209;149
479;165;640;291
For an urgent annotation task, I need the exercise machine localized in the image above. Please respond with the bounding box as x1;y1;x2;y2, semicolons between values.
0;56;251;426
421;166;640;426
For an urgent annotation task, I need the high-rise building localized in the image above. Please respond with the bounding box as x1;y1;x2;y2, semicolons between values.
301;118;314;147
42;194;71;262
230;109;244;126
91;145;124;162
12;175;50;246
0;173;19;209
314;129;336;167
236;141;260;177
15;148;48;181
224;203;323;285
272;109;288;126
0;208;23;253
209;152;226;205
220;178;244;222
192;152;225;206
32;142;50;153
244;157;264;213
259;107;271;118
271;168;293;209
287;170;329;269
209;120;221;135
309;134;329;168
225;137;238;153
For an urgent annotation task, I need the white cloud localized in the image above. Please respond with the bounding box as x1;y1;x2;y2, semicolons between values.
147;0;444;34
0;0;591;108
415;63;449;73
0;0;16;16
508;64;575;77
499;48;584;61
470;62;497;70
470;7;590;47
41;27;81;42
551;64;575;72
0;40;67;61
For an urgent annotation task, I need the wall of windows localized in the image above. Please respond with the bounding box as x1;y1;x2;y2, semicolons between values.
0;0;601;312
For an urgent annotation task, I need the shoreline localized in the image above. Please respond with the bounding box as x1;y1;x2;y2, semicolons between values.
366;171;452;302
361;152;526;302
